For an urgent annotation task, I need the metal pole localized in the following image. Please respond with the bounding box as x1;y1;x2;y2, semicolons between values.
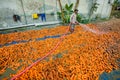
20;0;27;24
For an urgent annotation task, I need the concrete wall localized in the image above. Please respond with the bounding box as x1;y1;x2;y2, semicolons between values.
62;0;114;19
96;0;114;18
0;0;25;27
0;0;114;28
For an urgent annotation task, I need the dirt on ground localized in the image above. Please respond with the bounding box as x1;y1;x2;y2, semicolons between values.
94;18;120;32
94;18;120;57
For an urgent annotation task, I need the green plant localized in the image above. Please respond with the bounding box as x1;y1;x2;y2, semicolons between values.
57;3;73;24
77;14;82;23
57;12;62;19
111;0;120;18
113;11;120;18
81;19;89;24
64;14;70;23
64;3;73;15
57;3;82;24
89;1;99;22
112;0;119;9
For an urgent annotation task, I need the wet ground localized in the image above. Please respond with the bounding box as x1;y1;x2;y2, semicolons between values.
94;18;120;32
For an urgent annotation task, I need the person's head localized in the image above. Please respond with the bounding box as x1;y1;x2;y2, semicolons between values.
74;9;78;14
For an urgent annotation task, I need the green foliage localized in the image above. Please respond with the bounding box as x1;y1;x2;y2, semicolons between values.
57;12;62;19
113;11;120;18
89;2;99;22
113;0;119;8
81;19;89;24
57;3;74;24
64;3;73;14
57;3;82;24
77;14;82;23
111;0;120;18
64;15;70;23
91;3;99;12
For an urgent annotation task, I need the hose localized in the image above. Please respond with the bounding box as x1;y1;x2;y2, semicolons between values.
10;25;69;80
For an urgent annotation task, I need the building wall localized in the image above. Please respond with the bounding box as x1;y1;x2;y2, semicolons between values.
71;0;114;19
0;0;114;28
96;0;114;18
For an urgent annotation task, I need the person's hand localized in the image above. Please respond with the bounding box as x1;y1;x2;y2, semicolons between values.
75;22;79;25
76;23;79;25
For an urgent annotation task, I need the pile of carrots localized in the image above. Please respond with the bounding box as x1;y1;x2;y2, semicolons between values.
0;26;66;45
0;24;120;80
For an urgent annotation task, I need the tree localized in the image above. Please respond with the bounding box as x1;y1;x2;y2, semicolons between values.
57;0;82;24
64;3;74;23
57;3;73;24
110;0;119;17
74;0;80;10
57;0;65;23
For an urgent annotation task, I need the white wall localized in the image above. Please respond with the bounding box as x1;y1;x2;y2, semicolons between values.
0;0;23;15
67;0;114;18
96;0;114;18
0;0;114;28
0;0;114;18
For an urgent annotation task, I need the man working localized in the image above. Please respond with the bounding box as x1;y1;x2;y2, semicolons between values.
69;9;79;33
